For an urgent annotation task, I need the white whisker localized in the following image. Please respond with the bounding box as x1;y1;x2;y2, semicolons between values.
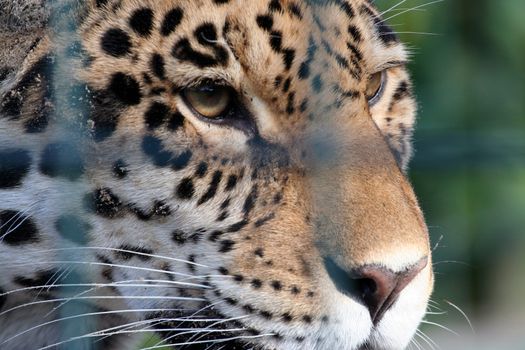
432;260;471;267
380;0;410;17
420;320;460;336
0;201;41;241
382;0;444;23
143;334;274;350
33;267;66;301
9;260;196;279
432;234;444;251
37;324;248;350
444;299;475;334
0;308;182;345
411;336;424;350
416;329;438;350
22;246;209;268
425;311;447;315
384;31;440;36
159;314;249;348
0;295;205;317
1;279;210;297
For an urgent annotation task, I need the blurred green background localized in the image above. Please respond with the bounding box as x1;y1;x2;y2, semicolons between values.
375;0;525;348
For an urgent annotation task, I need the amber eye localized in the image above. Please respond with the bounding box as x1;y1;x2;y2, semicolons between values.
183;85;233;119
366;70;386;105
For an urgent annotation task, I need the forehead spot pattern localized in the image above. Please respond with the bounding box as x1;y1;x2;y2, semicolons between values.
161;7;184;36
108;72;141;106
129;8;154;37
150;53;166;80
101;28;132;57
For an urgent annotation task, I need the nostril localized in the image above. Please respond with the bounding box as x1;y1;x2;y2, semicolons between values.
324;256;428;325
323;256;361;297
356;278;377;299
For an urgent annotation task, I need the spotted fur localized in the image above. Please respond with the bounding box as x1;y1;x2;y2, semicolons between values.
0;1;432;349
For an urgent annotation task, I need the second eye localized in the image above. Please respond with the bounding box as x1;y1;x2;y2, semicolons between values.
365;70;387;106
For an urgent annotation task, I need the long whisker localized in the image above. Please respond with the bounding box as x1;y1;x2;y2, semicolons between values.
94;314;241;344
0;201;41;241
420;320;460;336
382;0;444;23
427;299;444;311
425;311;447;315
0;308;183;345
444;299;475;334
36;321;249;350
1;279;210;297
187;316;249;346
9;260;197;279
33;267;67;301
44;274;229;317
432;234;444;251
0;201;40;231
94;310;233;345
0;295;206;317
157;313;248;348
411;336;424;350
33;319;168;350
432;260;471;267
47;266;74;292
143;334;274;350
97;297;228;340
416;329;438;350
380;0;411;17
21;246;210;268
383;31;441;37
139;300;229;348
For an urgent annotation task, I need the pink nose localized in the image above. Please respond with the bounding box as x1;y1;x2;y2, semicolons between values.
324;256;428;325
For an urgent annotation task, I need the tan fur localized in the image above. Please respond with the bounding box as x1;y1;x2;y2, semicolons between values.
0;1;433;349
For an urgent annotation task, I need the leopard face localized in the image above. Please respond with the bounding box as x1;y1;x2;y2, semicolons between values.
0;1;433;349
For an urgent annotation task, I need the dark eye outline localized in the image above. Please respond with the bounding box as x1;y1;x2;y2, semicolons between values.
367;70;387;106
180;82;257;135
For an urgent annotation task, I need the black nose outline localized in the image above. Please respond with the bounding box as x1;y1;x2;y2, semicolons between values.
323;256;428;325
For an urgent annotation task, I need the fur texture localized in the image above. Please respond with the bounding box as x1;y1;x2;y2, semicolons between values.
0;1;433;349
